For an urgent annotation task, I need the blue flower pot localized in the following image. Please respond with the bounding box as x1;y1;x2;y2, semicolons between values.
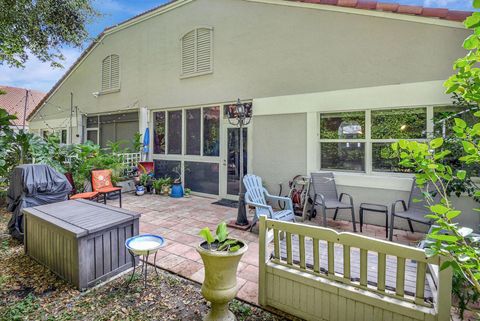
171;183;184;198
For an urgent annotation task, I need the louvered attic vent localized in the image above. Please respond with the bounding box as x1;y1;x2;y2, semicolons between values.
181;27;213;77
101;54;120;92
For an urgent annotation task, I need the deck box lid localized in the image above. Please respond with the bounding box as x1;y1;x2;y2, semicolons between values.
23;199;141;237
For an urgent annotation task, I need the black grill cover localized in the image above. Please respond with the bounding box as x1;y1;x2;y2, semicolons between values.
7;164;72;240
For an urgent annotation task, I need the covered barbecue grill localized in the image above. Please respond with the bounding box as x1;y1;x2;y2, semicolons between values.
7;164;72;240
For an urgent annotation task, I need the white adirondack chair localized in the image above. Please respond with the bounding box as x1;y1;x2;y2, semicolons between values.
243;174;295;231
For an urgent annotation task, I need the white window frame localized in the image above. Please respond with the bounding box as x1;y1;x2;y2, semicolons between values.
180;27;214;79
319;106;434;175
101;54;121;93
150;104;223;197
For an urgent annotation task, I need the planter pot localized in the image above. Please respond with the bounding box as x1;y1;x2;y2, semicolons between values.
171;183;184;198
161;185;170;195
196;240;248;321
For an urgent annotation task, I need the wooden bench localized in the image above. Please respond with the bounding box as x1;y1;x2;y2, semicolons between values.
258;216;452;321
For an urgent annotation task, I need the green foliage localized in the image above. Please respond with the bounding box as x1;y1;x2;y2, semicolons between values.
131;132;143;153
0;0;97;68
152;176;172;190
371;108;426;139
393;137;480;294
0;294;39;321
198;222;243;252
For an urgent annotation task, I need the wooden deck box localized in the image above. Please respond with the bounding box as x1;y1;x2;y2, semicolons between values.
24;199;140;290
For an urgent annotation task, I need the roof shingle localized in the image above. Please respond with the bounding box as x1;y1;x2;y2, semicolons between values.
0;85;45;126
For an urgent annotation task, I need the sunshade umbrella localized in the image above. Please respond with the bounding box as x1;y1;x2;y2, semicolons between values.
142;127;150;160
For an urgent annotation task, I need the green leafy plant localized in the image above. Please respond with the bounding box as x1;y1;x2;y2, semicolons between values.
392;2;480;300
131;132;143;153
198;222;242;252
393;137;480;294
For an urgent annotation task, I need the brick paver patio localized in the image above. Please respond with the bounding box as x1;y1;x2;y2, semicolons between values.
121;193;424;305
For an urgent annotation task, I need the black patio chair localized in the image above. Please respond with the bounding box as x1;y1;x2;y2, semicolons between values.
310;172;356;232
389;179;441;241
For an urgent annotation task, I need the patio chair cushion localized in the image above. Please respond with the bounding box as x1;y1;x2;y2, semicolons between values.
70;192;99;200
91;170;115;191
96;186;122;194
273;210;295;221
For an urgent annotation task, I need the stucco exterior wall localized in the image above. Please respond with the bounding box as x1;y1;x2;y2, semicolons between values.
252;113;307;193
30;0;467;130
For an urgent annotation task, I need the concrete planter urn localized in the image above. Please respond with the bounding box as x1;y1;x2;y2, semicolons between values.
196;222;248;321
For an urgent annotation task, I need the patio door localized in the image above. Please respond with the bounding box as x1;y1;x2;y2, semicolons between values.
220;124;251;200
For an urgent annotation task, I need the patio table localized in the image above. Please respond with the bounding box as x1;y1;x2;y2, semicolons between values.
359;202;389;238
24;199;140;290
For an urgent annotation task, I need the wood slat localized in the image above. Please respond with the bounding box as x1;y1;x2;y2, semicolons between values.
286;232;293;265
328;241;334;276
360;249;368;286
396;257;406;297
273;229;280;260
299;235;306;269
313;238;320;273
415;261;426;303
377;252;386;292
343;245;351;280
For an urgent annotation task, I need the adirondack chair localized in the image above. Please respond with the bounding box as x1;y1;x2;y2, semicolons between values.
389;179;441;241
243;174;295;231
310;172;357;232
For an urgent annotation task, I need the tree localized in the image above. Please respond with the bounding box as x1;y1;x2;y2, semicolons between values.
394;0;480;296
0;0;97;68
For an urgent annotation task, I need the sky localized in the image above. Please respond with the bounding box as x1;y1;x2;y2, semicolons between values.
0;0;475;93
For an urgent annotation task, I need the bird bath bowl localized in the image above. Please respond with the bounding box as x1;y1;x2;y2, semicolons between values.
125;234;165;256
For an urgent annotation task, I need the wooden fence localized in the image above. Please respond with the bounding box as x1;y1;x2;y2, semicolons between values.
258;216;452;321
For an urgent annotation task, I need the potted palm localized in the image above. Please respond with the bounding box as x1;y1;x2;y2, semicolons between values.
197;222;247;321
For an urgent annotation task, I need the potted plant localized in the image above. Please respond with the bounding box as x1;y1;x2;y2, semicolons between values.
139;173;153;193
197;222;247;321
184;188;191;198
152;179;162;195
160;176;172;195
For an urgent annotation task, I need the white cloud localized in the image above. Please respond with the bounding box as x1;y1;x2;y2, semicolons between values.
0;47;82;93
423;0;471;9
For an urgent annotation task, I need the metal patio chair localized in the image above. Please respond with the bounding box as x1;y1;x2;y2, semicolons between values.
389;179;441;241
243;174;295;231
310;172;357;232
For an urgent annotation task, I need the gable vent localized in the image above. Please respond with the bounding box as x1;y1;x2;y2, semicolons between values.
181;27;213;77
101;54;120;91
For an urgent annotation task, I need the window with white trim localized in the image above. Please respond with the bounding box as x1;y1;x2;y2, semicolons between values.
319;107;431;174
101;54;120;91
181;28;213;77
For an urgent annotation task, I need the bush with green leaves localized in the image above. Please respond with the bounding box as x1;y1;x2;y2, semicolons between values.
198;222;242;252
393;138;480;294
393;0;480;299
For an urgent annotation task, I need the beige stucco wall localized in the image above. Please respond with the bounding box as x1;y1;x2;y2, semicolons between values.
252;113;307;192
27;0;477;230
31;0;467;131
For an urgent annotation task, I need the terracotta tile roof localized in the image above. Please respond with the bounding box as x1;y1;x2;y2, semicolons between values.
294;0;472;21
0;85;45;126
29;0;471;121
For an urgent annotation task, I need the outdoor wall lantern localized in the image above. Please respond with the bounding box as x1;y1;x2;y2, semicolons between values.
228;99;252;227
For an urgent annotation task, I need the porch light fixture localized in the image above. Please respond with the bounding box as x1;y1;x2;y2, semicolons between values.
228;98;252;226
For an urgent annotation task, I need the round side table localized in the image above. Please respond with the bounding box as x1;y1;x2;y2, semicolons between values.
125;234;165;288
